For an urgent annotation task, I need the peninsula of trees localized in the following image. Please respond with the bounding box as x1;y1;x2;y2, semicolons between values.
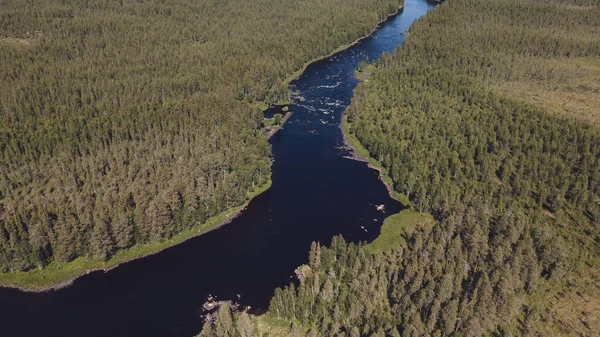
202;0;600;335
0;0;404;282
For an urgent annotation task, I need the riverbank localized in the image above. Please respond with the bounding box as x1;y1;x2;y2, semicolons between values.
341;115;410;206
266;112;293;138
342;116;438;252
366;209;434;253
0;180;272;292
247;6;405;112
282;6;405;89
226;210;435;337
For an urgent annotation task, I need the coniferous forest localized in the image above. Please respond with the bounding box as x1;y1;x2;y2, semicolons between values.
202;0;600;336
2;0;600;335
0;0;404;273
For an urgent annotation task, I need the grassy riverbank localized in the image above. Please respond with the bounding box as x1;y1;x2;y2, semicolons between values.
366;209;434;253
344;110;426;255
0;180;271;292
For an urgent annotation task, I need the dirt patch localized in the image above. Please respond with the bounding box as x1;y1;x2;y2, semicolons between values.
544;290;600;336
489;57;600;126
0;37;36;48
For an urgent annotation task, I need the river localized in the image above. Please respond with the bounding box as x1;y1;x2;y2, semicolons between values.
0;1;437;336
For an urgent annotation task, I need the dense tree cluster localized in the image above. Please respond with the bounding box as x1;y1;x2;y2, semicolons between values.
202;0;600;335
0;0;404;271
265;198;576;335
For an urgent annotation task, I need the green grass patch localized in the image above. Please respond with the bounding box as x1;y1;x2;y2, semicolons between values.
0;180;272;291
276;98;291;106
256;314;310;337
367;209;434;253
355;63;376;81
263;117;276;127
250;100;270;112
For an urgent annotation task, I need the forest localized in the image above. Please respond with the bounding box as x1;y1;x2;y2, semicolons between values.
0;0;404;273
202;0;600;335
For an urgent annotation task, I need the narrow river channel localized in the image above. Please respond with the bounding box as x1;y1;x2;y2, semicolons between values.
0;1;437;336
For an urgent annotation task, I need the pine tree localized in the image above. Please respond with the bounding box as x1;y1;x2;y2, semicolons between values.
236;311;254;337
309;242;321;271
90;218;115;261
216;303;234;337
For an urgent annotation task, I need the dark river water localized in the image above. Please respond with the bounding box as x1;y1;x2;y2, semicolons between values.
0;1;436;336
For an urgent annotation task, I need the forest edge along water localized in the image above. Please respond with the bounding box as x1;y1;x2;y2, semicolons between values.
0;1;438;336
280;4;406;88
342;114;411;207
0;3;408;294
0;180;272;293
